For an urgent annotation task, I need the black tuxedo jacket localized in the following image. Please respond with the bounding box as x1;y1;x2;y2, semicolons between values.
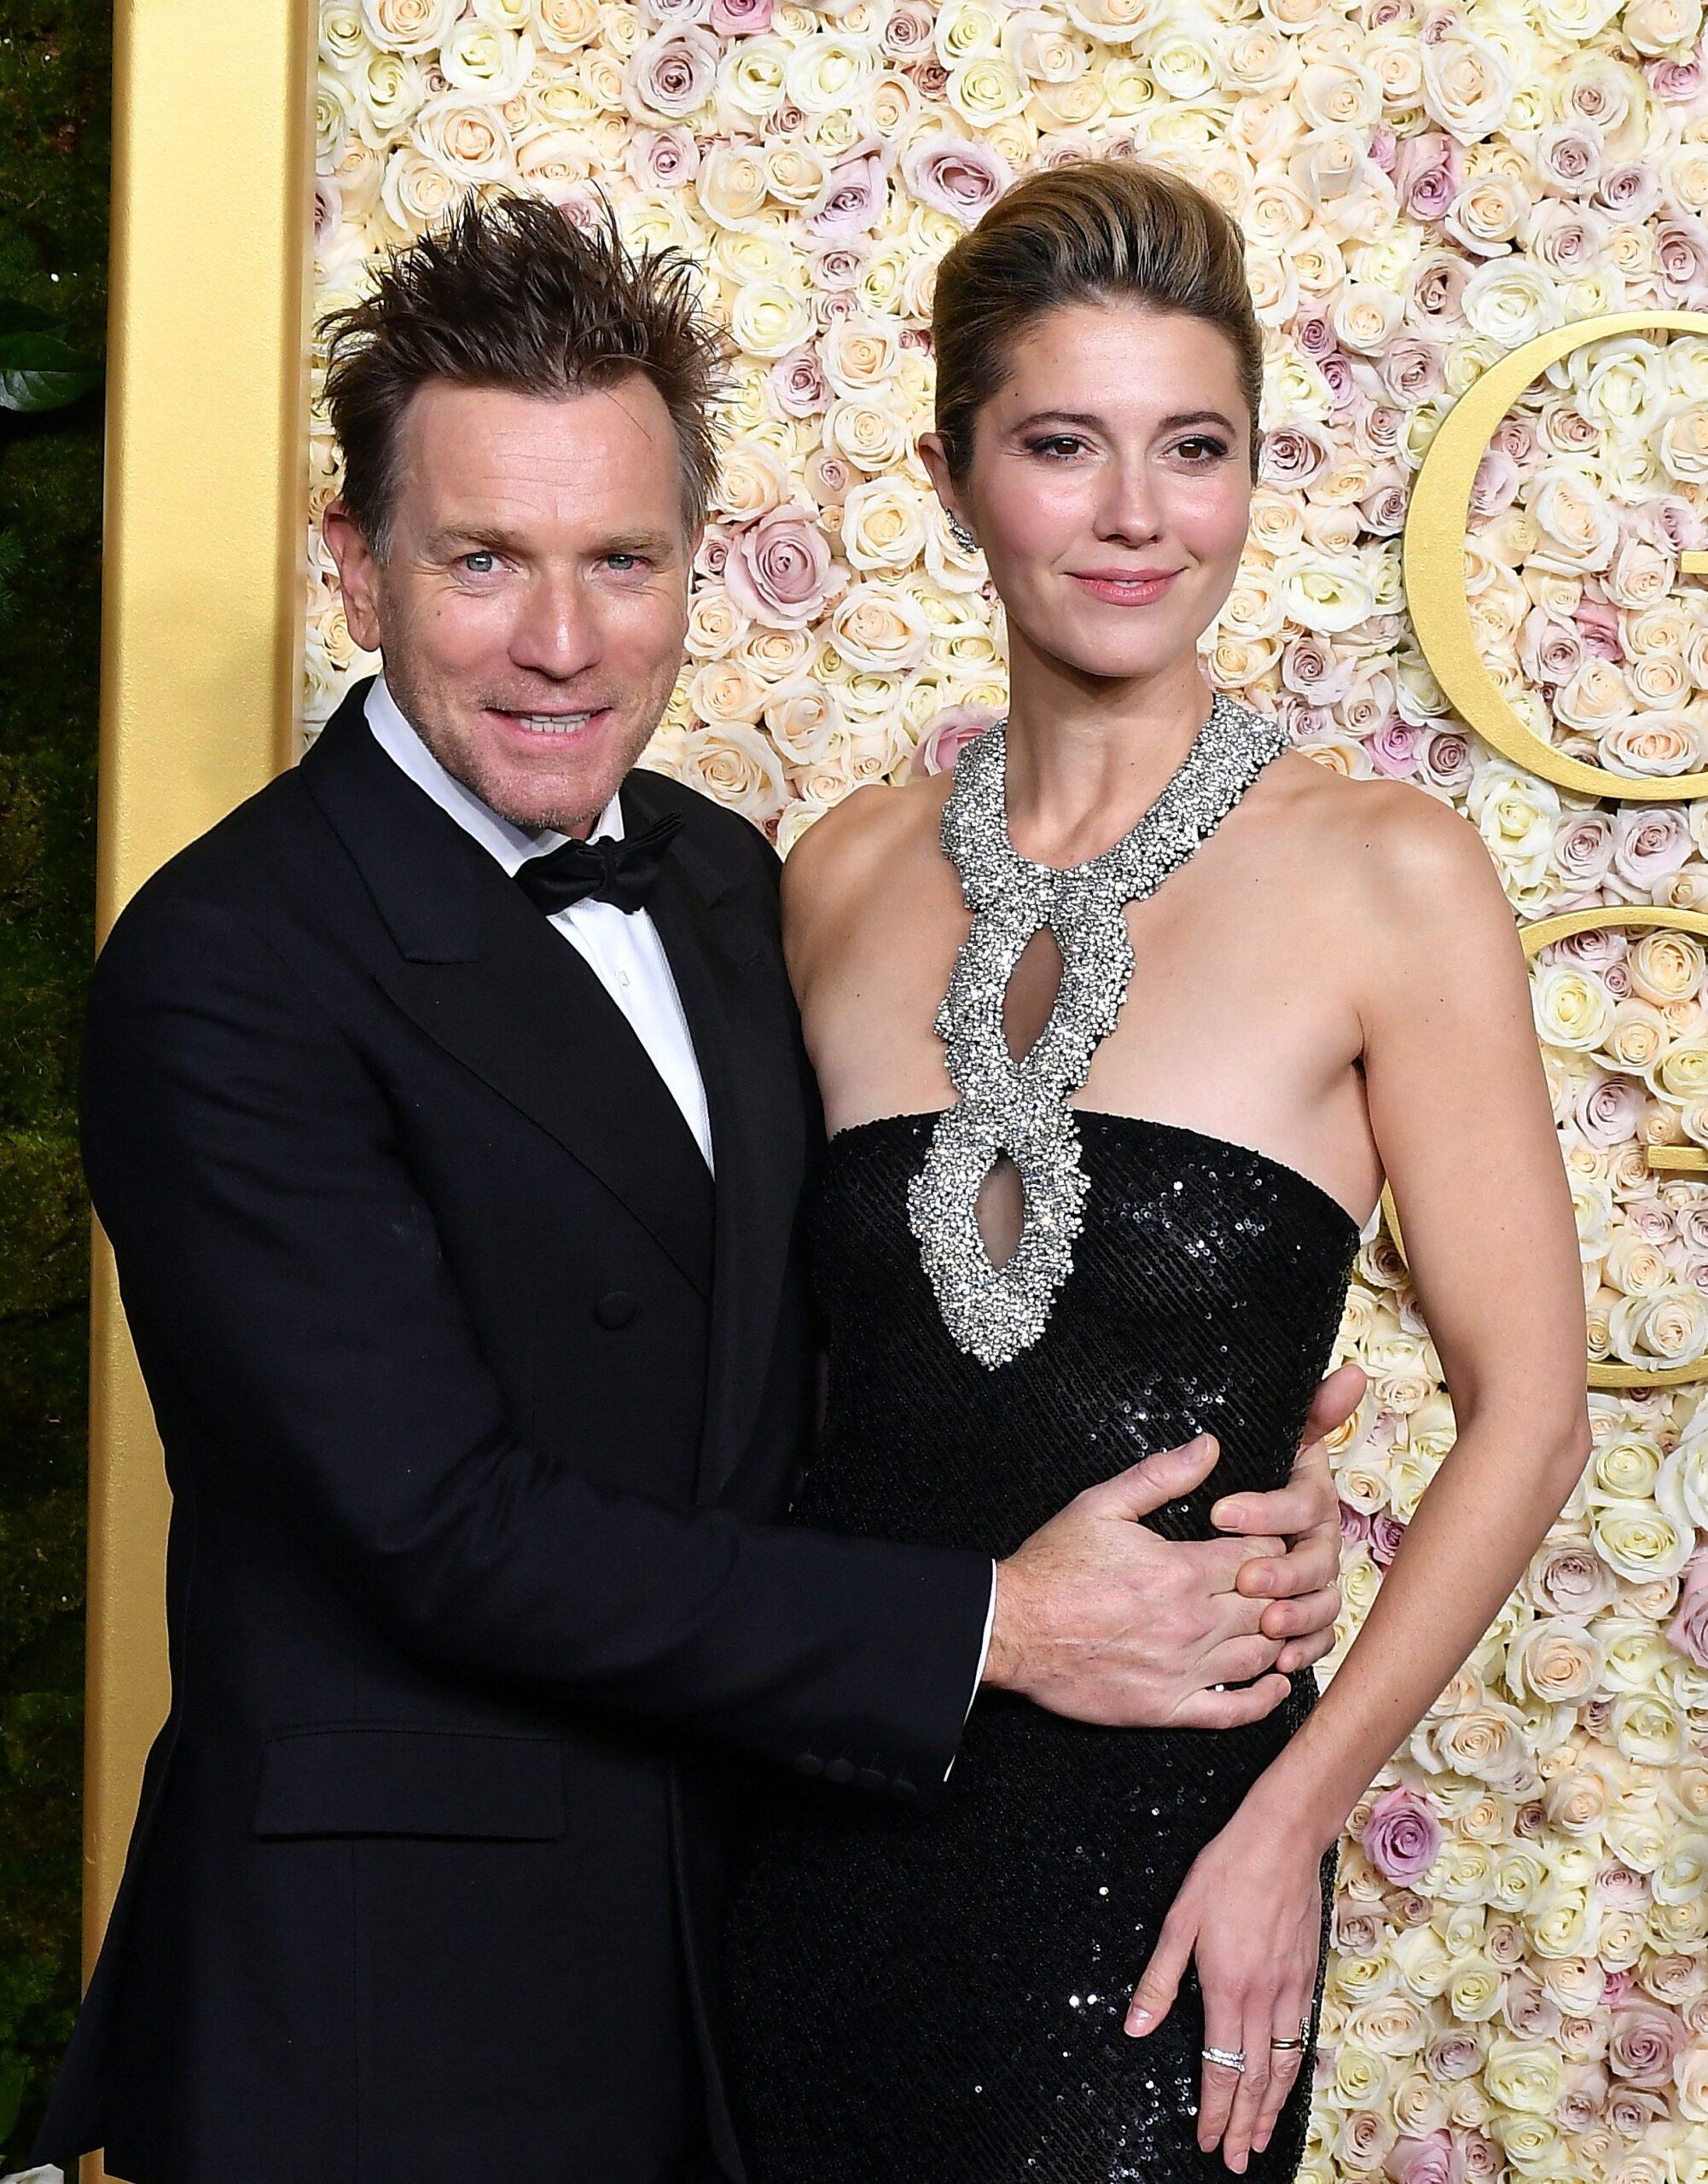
36;676;992;2184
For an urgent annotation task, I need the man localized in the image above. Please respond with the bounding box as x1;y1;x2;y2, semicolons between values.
35;191;1359;2183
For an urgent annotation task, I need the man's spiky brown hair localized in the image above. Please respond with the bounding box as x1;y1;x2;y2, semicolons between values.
319;188;735;555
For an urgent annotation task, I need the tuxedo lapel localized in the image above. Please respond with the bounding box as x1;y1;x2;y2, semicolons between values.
627;772;808;1504
299;681;714;1297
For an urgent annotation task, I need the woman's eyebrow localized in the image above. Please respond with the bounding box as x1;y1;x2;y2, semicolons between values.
1008;407;1238;434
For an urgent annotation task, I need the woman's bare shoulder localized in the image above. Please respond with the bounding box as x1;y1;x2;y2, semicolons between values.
779;770;953;922
1269;751;1493;892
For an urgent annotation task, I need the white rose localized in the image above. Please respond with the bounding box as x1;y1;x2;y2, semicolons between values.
679;721;787;828
360;0;462;55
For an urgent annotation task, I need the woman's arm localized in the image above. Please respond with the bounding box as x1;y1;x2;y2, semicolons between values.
1124;780;1592;2175
1241;780;1591;1852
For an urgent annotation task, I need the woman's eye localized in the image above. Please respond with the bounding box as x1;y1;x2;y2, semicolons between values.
1176;436;1231;463
1025;435;1084;460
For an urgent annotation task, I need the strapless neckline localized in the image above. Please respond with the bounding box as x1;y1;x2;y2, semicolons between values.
826;1104;1367;1242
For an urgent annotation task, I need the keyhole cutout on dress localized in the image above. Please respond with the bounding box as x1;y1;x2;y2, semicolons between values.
972;926;1066;1267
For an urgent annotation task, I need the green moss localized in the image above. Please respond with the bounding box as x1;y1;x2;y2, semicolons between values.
0;0;109;2155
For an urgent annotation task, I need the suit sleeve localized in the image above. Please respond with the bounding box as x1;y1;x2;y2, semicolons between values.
81;886;993;1803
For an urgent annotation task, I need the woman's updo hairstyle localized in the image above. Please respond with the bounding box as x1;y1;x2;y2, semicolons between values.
930;157;1265;488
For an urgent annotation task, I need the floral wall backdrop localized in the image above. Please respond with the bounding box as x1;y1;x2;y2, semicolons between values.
309;1;1708;2175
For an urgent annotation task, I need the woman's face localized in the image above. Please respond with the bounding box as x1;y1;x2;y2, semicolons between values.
923;299;1254;690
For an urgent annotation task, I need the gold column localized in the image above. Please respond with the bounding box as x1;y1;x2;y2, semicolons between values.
84;4;315;2175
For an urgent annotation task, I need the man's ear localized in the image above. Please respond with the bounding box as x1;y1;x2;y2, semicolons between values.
322;497;384;654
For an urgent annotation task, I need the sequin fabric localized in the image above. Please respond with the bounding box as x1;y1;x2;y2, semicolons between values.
723;1110;1362;2183
910;695;1289;1368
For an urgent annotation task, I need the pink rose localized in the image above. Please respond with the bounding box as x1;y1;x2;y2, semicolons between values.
901;131;1012;225
710;0;771;32
1293;312;1337;359
1597;163;1663;219
1573;1070;1645;1150
1380;335;1446;407
1260;424;1333;490
804;448;851;508
915;705;1002;775
881;2;933;55
1612;804;1691;892
1384;2127;1466;2184
1393;130;1462;220
1635;492;1707;555
722;505;839;629
1658;214;1708;306
1361;481;1411;536
1471;444;1521;518
1408;250;1472;327
1360;1784;1442;1885
1370;1510;1407;1565
1608;2003;1686;2086
1535;121;1604;193
769;345;828;418
1418;729;1473;794
1551;809;1614;881
1520;607;1584;687
810;242;866;293
808;137;889;241
1339;1501;1373;1548
1281;634;1350;700
1037;133;1096;171
1606;2086;1670;2136
625;125;700;190
1647;51;1705;101
1664;1545;1708;1669
1315;350;1362;415
1572;594;1623;659
1426;2028;1484;2080
625;24;719;119
1368;721;1423;778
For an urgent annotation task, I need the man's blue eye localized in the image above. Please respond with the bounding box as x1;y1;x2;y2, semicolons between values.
462;552;497;573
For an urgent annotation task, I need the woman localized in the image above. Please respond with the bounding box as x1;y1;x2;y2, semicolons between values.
721;160;1589;2181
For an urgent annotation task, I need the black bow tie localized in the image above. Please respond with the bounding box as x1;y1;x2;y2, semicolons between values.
512;810;683;917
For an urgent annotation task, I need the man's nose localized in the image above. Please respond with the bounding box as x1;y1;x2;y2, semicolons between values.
508;574;602;680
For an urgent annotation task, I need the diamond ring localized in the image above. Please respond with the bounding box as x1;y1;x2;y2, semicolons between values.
1200;2044;1246;2071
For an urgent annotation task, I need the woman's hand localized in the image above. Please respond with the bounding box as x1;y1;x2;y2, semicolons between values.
1122;1796;1327;2174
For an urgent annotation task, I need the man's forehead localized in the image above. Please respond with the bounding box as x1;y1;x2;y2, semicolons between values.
395;380;681;529
403;374;672;458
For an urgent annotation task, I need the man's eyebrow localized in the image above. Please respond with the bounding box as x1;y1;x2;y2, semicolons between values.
1008;407;1239;435
423;524;679;556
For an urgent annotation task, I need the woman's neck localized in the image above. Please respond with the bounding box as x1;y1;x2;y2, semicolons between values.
1001;661;1217;869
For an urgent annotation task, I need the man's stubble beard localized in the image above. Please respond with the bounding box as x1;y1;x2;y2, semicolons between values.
379;643;668;839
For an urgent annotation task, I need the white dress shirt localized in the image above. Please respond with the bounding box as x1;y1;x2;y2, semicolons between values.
363;673;995;1774
365;675;712;1169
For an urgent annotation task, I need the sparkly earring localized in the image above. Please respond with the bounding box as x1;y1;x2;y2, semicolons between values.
947;514;979;552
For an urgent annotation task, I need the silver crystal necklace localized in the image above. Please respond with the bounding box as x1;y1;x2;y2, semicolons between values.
906;690;1290;1369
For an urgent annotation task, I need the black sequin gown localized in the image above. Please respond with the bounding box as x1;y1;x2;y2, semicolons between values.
723;1107;1362;2183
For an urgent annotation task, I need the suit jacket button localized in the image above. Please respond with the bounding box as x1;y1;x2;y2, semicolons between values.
823;1756;857;1786
595;1290;638;1329
793;1752;824;1778
857;1765;886;1792
892;1775;921;1804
